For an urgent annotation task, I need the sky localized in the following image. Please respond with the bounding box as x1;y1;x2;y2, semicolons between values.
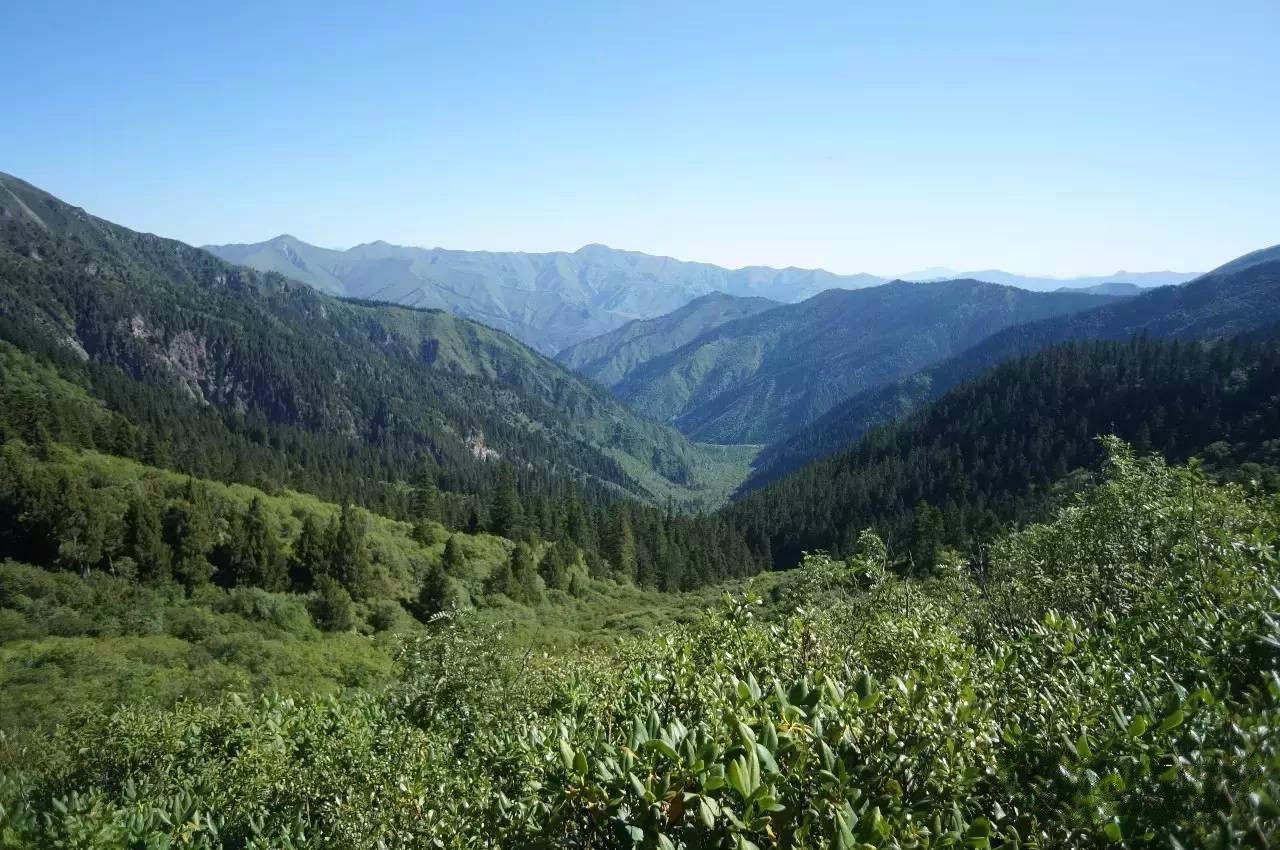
6;0;1279;277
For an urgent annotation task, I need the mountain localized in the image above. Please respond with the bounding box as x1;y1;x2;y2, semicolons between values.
1055;281;1142;297
727;329;1280;569
749;245;1280;488
205;236;886;354
0;172;752;509
555;291;780;386
603;281;1118;444
897;267;1199;291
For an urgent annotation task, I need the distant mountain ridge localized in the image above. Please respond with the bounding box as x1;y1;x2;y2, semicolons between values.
205;236;884;353
746;244;1280;489
598;281;1119;444
0;171;752;507
899;267;1198;290
207;234;1201;354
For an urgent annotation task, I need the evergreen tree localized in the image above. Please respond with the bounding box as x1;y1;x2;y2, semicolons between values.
488;464;524;539
123;489;171;583
415;561;453;617
605;507;638;583
226;497;286;590
167;481;215;588
413;458;441;522
327;504;373;599
908;501;944;575
485;558;515;599
538;539;575;592
509;542;542;604
51;474;106;577
465;505;484;535
310;575;355;632
289;514;328;591
442;533;467;574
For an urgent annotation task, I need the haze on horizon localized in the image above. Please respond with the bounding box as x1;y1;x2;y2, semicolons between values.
7;0;1278;278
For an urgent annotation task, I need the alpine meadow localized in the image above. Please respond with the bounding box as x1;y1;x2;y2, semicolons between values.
3;4;1280;848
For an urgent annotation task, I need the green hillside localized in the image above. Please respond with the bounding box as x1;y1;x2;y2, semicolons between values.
3;441;1277;847
728;332;1280;569
0;171;751;510
611;281;1116;444
749;249;1280;488
557;291;780;386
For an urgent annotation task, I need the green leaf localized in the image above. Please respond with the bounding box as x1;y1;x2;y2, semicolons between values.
558;740;576;772
1158;708;1185;733
642;738;680;762
727;758;751;799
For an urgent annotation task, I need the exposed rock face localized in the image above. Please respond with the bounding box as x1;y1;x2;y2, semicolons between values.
163;330;211;403
466;431;500;462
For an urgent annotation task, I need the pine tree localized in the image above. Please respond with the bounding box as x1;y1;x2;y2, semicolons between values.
509;542;542;604
538;539;575;592
227;497;286;590
327;503;373;599
51;474;106;577
489;464;524;539
413;458;441;522
123;490;171;583
443;534;467;574
908;501;944;575
311;575;355;632
605;507;638;583
416;561;453;617
289;514;328;591
167;482;215;587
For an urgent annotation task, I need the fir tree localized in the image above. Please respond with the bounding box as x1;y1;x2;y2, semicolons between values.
327;503;373;599
443;534;467;574
311;575;355;632
226;497;286;590
289;514;328;591
488;464;524;539
167;483;215;588
123;489;171;583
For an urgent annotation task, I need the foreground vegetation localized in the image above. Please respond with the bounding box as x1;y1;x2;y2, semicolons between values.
1;440;1276;847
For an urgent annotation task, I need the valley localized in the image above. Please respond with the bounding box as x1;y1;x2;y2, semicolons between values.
1;174;1277;848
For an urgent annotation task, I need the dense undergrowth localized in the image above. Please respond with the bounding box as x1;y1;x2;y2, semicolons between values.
1;439;1278;847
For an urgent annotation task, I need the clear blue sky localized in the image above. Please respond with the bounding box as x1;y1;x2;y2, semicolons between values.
7;0;1278;276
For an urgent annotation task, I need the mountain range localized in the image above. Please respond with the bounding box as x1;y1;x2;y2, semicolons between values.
746;243;1280;489
204;236;883;354
898;267;1197;290
0;171;749;508
566;282;1120;444
5;166;1274;535
206;234;1199;354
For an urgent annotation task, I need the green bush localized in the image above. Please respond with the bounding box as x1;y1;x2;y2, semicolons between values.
1;443;1277;848
215;586;315;636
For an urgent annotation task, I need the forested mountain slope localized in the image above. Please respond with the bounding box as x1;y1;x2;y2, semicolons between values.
0;171;749;509
749;246;1280;487
206;236;884;353
556;291;780;386
611;281;1116;444
727;331;1280;569
6;442;1278;847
